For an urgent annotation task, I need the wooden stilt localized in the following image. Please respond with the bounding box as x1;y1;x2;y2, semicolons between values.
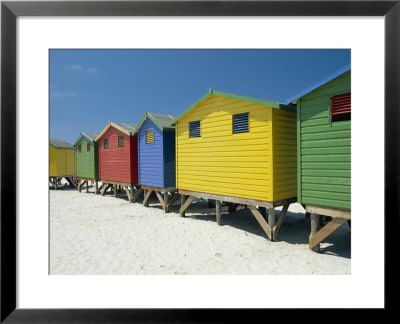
124;186;132;201
248;205;272;240
114;184;117;197
216;200;222;226
86;180;89;193
101;184;111;196
310;214;321;252
179;195;187;217
309;217;346;251
78;180;82;192
179;195;195;217
272;201;290;240
155;191;166;210
168;192;179;207
130;188;143;203
96;183;103;194
268;207;275;239
143;190;153;207
95;181;98;194
164;192;169;213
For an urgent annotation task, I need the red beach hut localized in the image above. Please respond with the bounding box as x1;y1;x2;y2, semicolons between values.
95;122;141;201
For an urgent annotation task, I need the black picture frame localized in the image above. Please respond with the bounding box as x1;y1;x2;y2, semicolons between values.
1;0;398;321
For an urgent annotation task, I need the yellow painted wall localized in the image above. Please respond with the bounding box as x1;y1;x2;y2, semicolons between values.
49;145;76;177
272;109;297;200
176;95;274;201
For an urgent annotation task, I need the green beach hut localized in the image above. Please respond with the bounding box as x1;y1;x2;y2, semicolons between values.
287;64;351;252
74;132;100;193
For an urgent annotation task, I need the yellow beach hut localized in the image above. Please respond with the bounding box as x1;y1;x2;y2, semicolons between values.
172;89;297;241
49;139;76;189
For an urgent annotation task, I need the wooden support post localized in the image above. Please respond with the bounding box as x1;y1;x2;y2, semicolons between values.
248;205;272;240
272;201;290;240
155;191;166;210
96;183;103;195
95;181;98;194
179;195;187;217
168;192;179;207
310;214;321;252
143;190;153;207
101;184;111;196
114;184;117;197
268;207;275;240
130;188;143;203
54;178;58;190
179;195;195;217
216;200;222;225
86;180;89;193
78;180;82;192
309;216;347;252
124;186;132;201
164;192;169;213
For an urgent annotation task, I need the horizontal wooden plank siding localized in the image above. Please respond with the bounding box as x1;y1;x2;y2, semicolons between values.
50;145;75;177
272;109;297;200
49;145;57;177
163;131;176;188
176;95;273;201
298;71;351;210
138;118;164;188
75;137;99;179
98;126;137;184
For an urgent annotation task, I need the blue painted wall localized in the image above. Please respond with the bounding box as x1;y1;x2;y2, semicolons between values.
163;130;176;188
138;118;164;188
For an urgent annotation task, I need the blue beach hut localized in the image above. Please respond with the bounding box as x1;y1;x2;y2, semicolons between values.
134;112;178;212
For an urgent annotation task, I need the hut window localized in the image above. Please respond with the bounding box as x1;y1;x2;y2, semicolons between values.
78;145;82;153
146;130;154;144
104;139;108;149
189;121;201;138
118;136;124;147
233;113;249;133
87;143;91;152
330;93;351;122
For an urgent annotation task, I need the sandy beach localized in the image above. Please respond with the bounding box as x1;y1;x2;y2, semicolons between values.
50;183;351;275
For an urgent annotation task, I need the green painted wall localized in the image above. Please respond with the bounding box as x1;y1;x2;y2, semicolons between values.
297;71;351;210
75;137;99;179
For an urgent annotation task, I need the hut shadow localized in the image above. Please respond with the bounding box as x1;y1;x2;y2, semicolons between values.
186;206;351;259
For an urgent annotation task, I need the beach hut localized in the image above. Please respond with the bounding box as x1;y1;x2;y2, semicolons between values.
172;89;297;241
286;65;351;252
49;139;76;189
74;132;100;193
95;122;141;201
134;112;178;212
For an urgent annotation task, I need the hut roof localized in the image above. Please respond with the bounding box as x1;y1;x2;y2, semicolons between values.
134;112;177;134
73;132;99;146
95;122;137;142
171;88;295;125
49;139;74;149
285;64;351;104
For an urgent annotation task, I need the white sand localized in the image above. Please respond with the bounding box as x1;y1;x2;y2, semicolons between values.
50;184;351;275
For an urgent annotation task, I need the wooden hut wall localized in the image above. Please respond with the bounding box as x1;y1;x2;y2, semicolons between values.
163;131;176;188
98;126;138;184
272;108;297;201
75;136;99;179
49;145;75;177
175;95;275;201
138;118;164;188
297;71;351;210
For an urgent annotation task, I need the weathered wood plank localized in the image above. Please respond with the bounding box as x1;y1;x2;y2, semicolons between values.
272;202;290;239
164;192;169;213
180;195;187;217
114;184;117;198
155;191;166;210
180;195;196;216
124;186;132;201
268;207;275;238
141;185;178;193
101;184;112;196
130;188;143;203
168;192;180;207
96;183;103;195
310;214;321;252
143;190;153;207
305;205;351;220
309;217;347;250
248;205;272;240
216;200;222;226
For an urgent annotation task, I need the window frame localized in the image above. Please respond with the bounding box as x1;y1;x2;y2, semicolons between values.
104;139;108;149
118;135;124;147
87;143;91;152
330;93;351;123
78;144;82;153
145;129;155;144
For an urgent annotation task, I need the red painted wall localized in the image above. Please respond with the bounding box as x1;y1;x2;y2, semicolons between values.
98;126;138;184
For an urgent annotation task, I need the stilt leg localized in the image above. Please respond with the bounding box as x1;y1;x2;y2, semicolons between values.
216;200;222;225
86;181;89;193
310;213;321;252
268;207;275;240
164;192;169;213
114;184;117;197
180;195;187;217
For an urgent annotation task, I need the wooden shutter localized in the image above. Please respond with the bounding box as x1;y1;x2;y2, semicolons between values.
118;136;124;147
146;130;154;144
330;93;351;116
104;139;108;149
78;145;81;153
87;143;91;152
233;113;249;133
189;121;201;138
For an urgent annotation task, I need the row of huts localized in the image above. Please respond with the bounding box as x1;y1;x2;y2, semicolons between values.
49;65;351;252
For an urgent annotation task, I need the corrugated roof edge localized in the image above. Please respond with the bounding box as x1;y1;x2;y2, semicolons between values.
285;64;351;104
49;139;74;149
170;88;295;125
133;111;175;134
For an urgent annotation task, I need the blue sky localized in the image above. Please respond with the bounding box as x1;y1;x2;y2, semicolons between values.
50;49;350;144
